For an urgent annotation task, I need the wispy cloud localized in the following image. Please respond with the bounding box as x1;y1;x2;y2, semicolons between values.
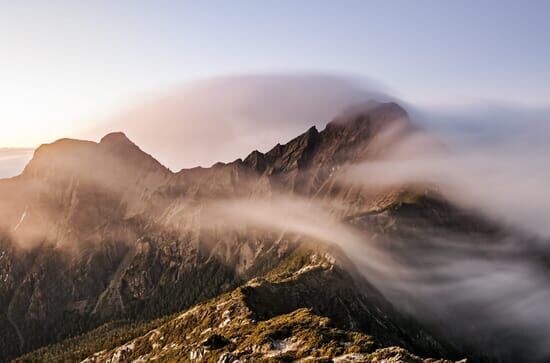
339;113;550;238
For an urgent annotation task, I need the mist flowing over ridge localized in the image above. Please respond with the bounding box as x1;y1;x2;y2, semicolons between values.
0;99;549;362
83;74;390;170
3;0;550;361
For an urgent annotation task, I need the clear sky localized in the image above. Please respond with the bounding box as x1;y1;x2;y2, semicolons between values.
1;0;549;147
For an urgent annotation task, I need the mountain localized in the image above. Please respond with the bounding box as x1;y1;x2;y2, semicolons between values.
0;101;543;362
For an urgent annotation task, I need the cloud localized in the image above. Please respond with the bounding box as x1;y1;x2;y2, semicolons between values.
339;112;550;239
379;228;550;361
85;73;388;170
200;195;393;274
331;104;550;359
409;101;550;149
194;99;550;359
199;190;550;360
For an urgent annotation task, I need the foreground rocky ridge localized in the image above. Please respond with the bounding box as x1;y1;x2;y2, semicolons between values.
17;248;464;362
0;101;522;362
80;254;463;363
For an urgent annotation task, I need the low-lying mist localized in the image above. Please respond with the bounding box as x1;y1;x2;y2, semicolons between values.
201;191;550;361
341;119;550;238
188;83;550;359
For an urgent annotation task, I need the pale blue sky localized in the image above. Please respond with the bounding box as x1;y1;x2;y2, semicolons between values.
0;0;549;146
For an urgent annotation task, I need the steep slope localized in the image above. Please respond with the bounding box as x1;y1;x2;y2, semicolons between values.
18;247;464;363
80;254;463;363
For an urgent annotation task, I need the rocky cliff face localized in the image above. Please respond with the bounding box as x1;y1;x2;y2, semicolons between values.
0;101;530;362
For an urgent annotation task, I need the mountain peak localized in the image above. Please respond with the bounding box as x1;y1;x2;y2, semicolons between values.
99;131;135;147
239;100;412;177
328;100;409;128
97;132;171;176
20;131;171;182
98;131;139;155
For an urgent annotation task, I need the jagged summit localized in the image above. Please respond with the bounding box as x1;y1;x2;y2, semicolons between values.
239;100;411;180
20;100;410;182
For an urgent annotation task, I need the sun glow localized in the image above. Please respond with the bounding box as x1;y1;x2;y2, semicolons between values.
0;73;139;148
